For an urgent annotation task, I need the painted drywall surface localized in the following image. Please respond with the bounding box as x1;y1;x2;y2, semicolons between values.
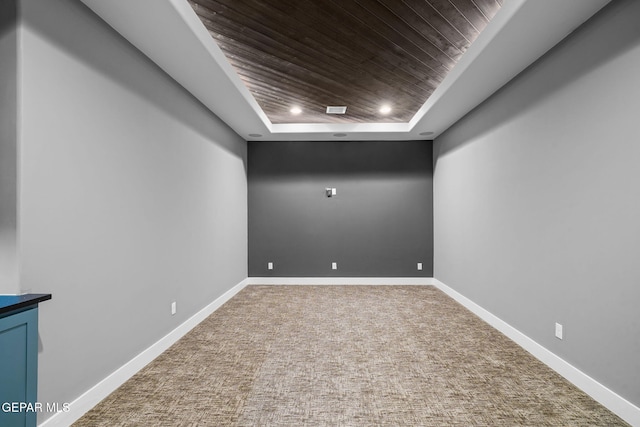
0;0;19;294
249;140;433;277
434;0;640;406
17;0;247;421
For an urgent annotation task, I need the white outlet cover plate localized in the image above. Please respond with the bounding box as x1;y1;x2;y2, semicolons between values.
555;322;563;339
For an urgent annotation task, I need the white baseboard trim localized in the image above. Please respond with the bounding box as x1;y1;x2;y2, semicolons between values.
432;278;640;427
39;276;639;426
246;277;435;286
39;278;249;427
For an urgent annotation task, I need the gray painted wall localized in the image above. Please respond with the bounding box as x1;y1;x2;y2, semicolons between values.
0;0;18;294
249;140;433;277
17;0;247;422
434;0;640;407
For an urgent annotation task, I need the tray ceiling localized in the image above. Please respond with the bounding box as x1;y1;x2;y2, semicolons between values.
188;0;503;124
79;0;613;141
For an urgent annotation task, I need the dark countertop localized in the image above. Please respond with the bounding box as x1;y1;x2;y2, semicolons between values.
0;293;52;316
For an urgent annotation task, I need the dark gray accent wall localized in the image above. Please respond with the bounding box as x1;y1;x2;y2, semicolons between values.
434;0;640;410
249;140;433;277
0;0;18;293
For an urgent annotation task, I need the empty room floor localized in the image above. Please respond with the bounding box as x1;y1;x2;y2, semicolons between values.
74;285;627;426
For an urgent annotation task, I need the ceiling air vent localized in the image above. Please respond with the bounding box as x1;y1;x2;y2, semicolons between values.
326;106;347;114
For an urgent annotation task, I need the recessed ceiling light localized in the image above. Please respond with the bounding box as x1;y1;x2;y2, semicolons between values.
249;133;262;138
419;131;434;136
379;105;391;114
290;106;302;115
333;133;347;137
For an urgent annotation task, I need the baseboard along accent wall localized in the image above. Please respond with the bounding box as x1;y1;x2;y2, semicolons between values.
38;279;249;427
246;277;436;286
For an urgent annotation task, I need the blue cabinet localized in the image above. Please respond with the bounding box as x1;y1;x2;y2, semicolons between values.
0;295;50;427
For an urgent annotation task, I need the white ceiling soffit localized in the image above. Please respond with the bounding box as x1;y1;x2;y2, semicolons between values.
80;0;611;142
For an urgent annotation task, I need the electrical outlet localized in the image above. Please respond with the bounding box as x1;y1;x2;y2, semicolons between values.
417;262;423;271
171;301;177;315
555;322;563;340
268;262;273;270
325;187;337;197
332;262;338;270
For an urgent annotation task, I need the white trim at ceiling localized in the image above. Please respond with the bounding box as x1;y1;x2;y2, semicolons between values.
80;0;611;142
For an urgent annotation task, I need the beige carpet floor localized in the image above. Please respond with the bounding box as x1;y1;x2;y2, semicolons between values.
74;285;628;426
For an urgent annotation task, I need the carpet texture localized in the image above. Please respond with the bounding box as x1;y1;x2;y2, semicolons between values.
73;285;628;426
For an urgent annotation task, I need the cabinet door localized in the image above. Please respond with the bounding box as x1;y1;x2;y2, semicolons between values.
0;307;38;427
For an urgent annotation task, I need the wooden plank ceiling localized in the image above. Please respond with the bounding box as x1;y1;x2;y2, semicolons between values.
188;0;503;124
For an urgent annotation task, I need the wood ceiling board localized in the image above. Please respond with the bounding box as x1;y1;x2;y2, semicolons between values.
201;13;432;120
473;0;504;19
401;0;472;54
426;0;482;40
228;57;419;123
189;0;498;124
376;0;465;61
198;7;404;121
193;0;434;122
343;0;457;70
449;0;492;30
